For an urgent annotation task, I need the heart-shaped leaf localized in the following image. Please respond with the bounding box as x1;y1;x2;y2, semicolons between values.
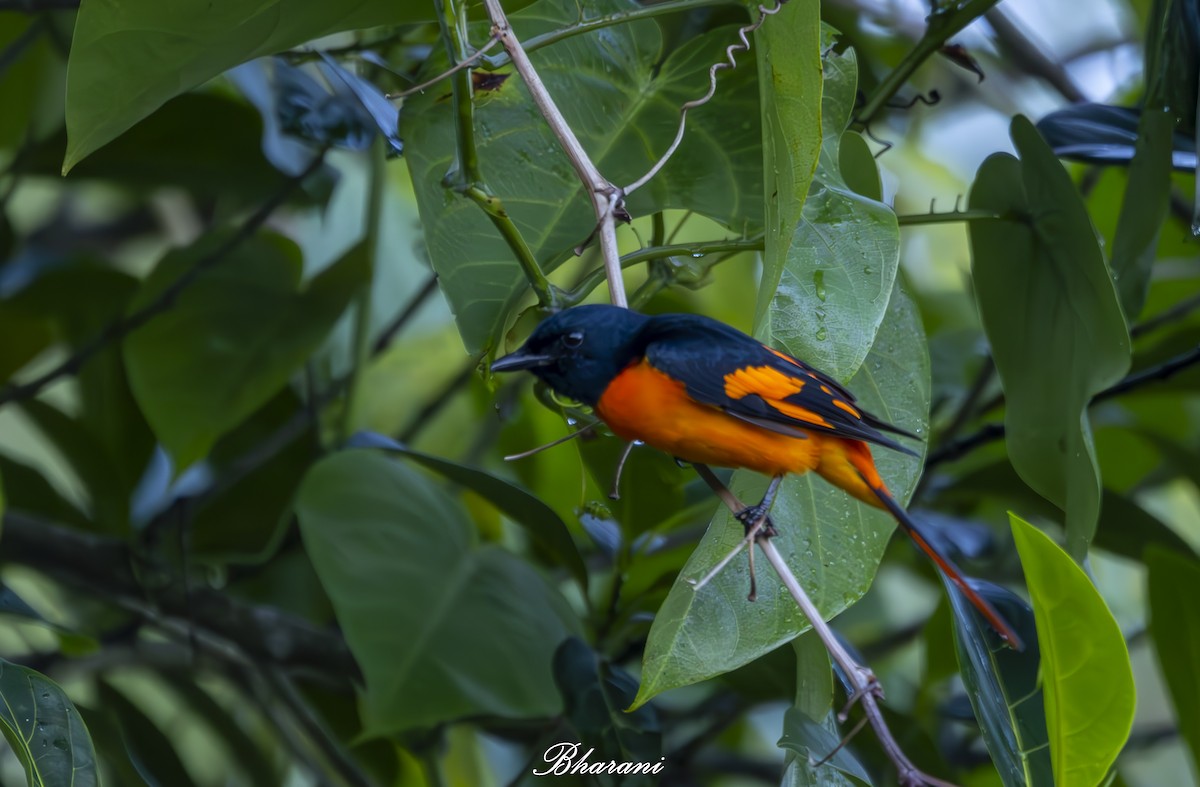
402;0;763;352
124;233;368;470
969;116;1130;556
295;449;581;735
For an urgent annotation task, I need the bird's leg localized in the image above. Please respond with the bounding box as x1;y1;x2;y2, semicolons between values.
734;475;783;539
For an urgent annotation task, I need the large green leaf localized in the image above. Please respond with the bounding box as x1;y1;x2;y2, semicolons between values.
946;581;1051;787
1146;546;1200;782
348;431;588;590
634;284;928;705
15;400;132;531
0;658;98;787
1109;107;1172;320
402;0;762;352
7;265;156;529
969;116;1130;556
28;93;293;205
752;3;823;327
294;450;580;735
1010;514;1134;787
123;232;368;470
64;0;434;171
768;41;900;382
96;681;198;787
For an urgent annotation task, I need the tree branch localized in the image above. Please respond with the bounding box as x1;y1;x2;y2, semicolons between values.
565;237;763;305
482;0;628;307
0;0;78;10
0;510;358;678
690;464;955;787
856;0;1002;126
926;344;1200;468
0;150;328;408
484;0;739;66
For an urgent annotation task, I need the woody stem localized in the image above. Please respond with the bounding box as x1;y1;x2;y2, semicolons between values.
690;463;956;787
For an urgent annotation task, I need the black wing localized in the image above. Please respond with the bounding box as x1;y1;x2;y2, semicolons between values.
639;314;920;456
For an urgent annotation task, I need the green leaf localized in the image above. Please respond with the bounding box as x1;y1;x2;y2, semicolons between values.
778;708;871;785
0;657;98;787
1110;107;1173;320
634;284;928;705
0;16;55;152
0;454;90;529
1146;546;1200;782
552;638;661;765
347;431;589;590
7;265;157;516
945;581;1052;787
190;390;315;562
295;450;581;735
27;94;297;204
0;583;45;624
753;2;823;327
1010;514;1135;787
969;116;1130;556
0;308;53;385
780;634;859;787
16;399;132;531
124;232;368;470
64;0;434;171
96;681;198;787
768;43;900;382
403;0;762;352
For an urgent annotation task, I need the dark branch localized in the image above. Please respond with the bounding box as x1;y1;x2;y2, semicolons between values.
927;344;1200;468
0;0;79;10
0;510;358;679
0;151;327;408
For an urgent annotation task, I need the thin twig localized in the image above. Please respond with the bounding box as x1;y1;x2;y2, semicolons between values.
387;35;500;99
856;0;1002;126
0;151;328;407
624;0;788;196
689;464;955;787
373;275;440;354
1131;292;1200;339
482;0;627;307
503;424;594;461
566;236;763;305
483;0;739;66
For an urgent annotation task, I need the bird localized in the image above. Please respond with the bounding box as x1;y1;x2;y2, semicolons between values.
491;304;1020;649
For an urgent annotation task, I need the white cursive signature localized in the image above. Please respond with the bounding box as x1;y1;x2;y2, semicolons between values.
532;742;666;776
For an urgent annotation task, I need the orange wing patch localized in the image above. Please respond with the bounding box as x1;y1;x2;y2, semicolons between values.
832;398;861;418
771;400;832;428
723;364;805;401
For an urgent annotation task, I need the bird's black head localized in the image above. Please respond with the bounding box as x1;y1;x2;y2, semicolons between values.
490;305;649;406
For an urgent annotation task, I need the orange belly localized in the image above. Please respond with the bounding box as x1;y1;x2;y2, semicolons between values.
595;358;822;477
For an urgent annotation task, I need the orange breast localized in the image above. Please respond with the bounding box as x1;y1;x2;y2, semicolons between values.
594;358;821;477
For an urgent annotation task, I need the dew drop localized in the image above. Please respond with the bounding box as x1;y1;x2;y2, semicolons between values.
815;327;828;341
813;270;827;302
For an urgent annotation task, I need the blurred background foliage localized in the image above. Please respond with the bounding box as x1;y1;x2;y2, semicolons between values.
0;0;1198;785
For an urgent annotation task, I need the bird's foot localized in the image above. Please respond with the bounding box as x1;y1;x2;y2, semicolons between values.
735;504;778;539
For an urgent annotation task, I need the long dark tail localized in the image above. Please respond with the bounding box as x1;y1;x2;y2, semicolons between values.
872;486;1024;651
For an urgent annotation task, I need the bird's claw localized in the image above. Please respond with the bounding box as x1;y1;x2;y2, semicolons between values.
735;504;778;539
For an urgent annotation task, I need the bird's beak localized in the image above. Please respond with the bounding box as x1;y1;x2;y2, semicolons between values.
490;349;555;373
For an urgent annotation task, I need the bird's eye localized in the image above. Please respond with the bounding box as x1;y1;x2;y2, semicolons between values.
562;331;584;349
